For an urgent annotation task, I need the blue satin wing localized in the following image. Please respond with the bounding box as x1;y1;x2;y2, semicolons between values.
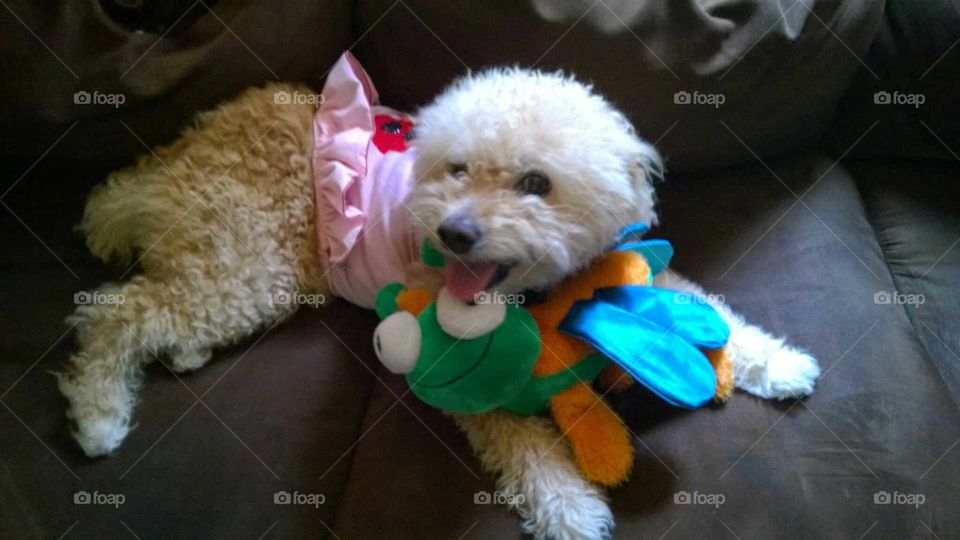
559;299;717;408
611;222;673;278
615;222;650;243
592;286;730;349
617;239;674;277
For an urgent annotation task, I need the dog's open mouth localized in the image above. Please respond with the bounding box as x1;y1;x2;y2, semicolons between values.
444;258;511;302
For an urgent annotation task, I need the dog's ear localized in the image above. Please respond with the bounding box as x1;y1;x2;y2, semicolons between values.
627;139;663;225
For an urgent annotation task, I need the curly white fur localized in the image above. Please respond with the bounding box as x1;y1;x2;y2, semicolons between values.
409;67;661;293
64;69;819;540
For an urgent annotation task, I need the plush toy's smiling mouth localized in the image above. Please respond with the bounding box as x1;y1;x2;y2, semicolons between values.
413;331;496;389
444;259;511;302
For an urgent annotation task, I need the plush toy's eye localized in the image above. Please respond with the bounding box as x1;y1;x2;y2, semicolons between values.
449;163;468;175
516;171;551;196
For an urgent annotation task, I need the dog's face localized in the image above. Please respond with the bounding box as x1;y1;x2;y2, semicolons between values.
408;69;661;300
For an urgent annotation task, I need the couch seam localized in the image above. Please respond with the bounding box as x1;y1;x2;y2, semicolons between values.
327;361;386;537
849;165;960;409
323;5;371;534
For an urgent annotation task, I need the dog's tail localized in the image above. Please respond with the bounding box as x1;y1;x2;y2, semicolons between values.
79;170;164;265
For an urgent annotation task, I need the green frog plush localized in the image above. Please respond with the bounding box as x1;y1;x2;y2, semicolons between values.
373;281;610;416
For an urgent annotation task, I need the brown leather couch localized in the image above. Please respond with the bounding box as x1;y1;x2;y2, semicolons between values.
2;0;958;537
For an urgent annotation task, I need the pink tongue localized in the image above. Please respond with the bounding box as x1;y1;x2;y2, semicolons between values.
444;259;499;302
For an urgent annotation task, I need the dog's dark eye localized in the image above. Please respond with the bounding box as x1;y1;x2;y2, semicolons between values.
516;172;551;196
449;163;468;175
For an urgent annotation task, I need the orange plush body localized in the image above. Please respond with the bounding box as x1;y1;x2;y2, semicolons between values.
527;249;733;485
395;249;733;486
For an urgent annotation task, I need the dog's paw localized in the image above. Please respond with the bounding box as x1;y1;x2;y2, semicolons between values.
521;486;613;540
57;370;133;457
738;344;820;400
765;346;820;398
71;412;130;457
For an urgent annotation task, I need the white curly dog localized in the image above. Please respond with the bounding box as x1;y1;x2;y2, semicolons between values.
60;65;819;539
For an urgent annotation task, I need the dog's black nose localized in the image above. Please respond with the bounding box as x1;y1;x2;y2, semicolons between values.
438;216;482;254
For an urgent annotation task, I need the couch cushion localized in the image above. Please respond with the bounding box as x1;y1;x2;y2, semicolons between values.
4;152;959;537
329;152;960;538
628;151;960;538
0;160;379;538
355;0;883;172
851;159;960;406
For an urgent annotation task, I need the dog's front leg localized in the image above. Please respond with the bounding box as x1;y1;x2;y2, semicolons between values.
654;269;821;399
451;411;614;540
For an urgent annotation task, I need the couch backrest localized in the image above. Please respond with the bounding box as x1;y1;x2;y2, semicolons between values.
0;0;352;168
1;0;885;173
354;0;884;172
829;0;960;163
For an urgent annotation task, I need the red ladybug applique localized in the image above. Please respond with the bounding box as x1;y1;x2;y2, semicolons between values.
373;114;415;153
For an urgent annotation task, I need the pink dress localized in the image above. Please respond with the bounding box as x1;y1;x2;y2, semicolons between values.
312;52;419;308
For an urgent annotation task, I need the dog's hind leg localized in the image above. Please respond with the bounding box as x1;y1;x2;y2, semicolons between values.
654;269;821;400
60;248;304;457
60;276;177;457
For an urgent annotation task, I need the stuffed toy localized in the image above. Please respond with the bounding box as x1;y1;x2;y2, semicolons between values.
372;224;735;486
